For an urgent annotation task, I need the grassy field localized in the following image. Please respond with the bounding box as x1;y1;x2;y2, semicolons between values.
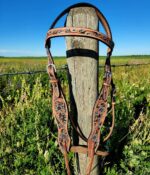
1;55;150;72
0;56;150;175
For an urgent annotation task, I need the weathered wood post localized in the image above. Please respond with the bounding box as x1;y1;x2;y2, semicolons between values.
66;7;99;175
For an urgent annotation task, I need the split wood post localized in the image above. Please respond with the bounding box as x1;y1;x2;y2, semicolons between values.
66;7;99;175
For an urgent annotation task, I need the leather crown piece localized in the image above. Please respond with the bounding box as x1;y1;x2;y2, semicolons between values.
45;2;116;175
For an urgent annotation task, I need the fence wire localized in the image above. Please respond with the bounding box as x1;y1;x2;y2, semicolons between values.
0;63;149;160
0;63;150;77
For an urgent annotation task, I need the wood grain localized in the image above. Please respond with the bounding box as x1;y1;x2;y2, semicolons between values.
66;7;99;175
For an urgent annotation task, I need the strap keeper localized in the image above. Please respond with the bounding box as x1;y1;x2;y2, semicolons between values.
103;83;110;87
50;79;58;83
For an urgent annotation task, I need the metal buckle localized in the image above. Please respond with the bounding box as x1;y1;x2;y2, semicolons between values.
47;63;56;72
104;71;112;78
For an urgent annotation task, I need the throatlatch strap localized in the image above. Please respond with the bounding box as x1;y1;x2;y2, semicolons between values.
46;2;115;175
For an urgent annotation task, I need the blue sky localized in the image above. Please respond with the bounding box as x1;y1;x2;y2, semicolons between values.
0;0;150;56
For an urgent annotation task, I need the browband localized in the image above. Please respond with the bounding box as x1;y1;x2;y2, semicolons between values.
46;27;114;49
45;2;115;175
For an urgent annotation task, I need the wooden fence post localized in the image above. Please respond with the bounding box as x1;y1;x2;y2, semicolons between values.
66;7;99;175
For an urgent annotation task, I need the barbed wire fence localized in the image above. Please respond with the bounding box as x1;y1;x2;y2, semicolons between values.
0;62;150;161
0;63;150;77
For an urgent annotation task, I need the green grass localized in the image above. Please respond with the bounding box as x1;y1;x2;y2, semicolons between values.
0;56;150;175
1;55;150;73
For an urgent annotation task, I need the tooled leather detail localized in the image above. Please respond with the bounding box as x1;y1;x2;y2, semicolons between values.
52;85;71;153
88;67;112;153
46;27;114;49
46;3;115;175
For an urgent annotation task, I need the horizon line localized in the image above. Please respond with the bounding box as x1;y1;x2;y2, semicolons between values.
1;54;150;58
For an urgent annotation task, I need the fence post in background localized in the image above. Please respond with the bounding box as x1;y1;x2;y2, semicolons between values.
66;7;99;175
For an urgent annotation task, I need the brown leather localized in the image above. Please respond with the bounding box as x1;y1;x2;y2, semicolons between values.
46;27;114;49
70;146;109;156
45;3;116;175
103;102;115;142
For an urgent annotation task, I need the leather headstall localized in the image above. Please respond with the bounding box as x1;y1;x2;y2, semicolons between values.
45;3;116;175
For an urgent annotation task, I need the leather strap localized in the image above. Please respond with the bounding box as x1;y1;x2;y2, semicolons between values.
50;2;112;37
46;2;113;52
46;27;114;49
45;3;116;175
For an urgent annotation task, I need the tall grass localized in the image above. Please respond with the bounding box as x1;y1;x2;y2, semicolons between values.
0;56;150;174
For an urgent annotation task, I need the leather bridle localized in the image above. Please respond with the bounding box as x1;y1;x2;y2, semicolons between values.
45;3;116;175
